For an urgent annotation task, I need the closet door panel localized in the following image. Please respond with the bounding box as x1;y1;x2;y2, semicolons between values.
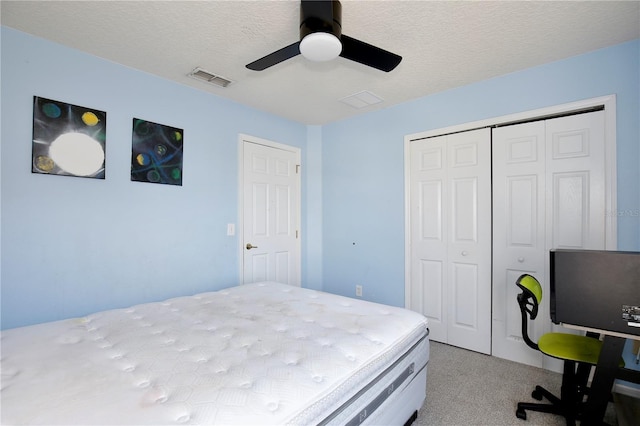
446;129;491;354
507;175;538;246
493;176;540;325
418;259;444;335
546;111;606;251
451;261;479;329
420;180;443;240
492;121;546;367
451;177;478;242
410;129;491;354
553;172;589;247
410;136;448;342
416;179;446;341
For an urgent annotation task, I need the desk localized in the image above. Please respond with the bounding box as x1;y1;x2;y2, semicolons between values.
550;249;640;424
562;324;640;425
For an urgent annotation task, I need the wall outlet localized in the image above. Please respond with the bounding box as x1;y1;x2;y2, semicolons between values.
355;285;363;297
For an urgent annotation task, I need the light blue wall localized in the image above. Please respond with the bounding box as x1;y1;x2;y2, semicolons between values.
2;25;638;330
303;125;323;291
321;39;640;306
0;27;308;329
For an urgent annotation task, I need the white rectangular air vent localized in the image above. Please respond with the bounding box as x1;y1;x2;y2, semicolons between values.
188;67;233;88
339;90;384;109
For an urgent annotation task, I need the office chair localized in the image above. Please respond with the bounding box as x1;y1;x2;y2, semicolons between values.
514;274;613;426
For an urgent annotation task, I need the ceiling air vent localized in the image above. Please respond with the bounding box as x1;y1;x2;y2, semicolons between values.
188;67;233;88
339;90;383;109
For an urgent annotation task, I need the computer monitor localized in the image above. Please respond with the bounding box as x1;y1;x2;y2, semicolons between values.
550;249;640;337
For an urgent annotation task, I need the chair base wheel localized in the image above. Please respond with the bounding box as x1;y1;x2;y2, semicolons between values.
516;408;527;420
532;388;544;400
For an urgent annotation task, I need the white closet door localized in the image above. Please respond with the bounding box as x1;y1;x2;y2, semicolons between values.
410;128;492;354
410;134;448;342
492;111;606;367
492;121;547;366
545;112;606;252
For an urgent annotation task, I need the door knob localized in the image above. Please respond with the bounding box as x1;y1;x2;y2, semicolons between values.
246;243;258;250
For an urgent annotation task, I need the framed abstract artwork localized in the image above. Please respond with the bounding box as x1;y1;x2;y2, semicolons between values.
131;118;183;186
32;96;106;179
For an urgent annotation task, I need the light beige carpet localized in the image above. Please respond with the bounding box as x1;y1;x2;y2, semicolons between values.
414;341;620;426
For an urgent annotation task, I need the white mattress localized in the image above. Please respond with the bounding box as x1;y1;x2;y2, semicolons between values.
1;282;429;425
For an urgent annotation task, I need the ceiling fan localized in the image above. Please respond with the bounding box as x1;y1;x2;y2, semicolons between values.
246;0;402;72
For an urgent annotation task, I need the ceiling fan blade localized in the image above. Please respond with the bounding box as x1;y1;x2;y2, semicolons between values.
246;41;301;71
339;34;402;72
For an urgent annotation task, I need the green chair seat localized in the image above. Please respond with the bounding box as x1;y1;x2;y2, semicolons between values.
538;333;602;365
539;333;625;367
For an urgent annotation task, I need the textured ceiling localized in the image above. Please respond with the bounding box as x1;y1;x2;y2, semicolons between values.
2;1;639;125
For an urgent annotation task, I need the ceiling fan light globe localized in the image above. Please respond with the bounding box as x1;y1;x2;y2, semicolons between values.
300;32;342;62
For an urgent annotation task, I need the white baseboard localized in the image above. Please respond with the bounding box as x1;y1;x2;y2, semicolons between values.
614;381;640;398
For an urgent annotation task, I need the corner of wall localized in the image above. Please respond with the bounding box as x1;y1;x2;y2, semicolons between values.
304;125;323;290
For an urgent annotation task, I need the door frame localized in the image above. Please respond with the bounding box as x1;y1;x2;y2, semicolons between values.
404;94;617;309
237;133;302;285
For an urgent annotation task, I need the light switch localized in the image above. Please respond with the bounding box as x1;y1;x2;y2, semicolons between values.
226;223;235;236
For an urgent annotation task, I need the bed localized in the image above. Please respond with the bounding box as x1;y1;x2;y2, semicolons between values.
1;281;429;425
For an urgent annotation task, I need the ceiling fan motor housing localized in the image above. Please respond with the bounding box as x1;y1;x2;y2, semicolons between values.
300;0;342;40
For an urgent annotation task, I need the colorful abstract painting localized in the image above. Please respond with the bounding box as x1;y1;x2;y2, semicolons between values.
32;96;106;179
131;118;183;186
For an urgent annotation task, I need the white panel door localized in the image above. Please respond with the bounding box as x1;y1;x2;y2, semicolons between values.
492;111;606;367
492;121;547;366
546;112;606;251
410;128;492;354
242;139;300;286
410;135;447;342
